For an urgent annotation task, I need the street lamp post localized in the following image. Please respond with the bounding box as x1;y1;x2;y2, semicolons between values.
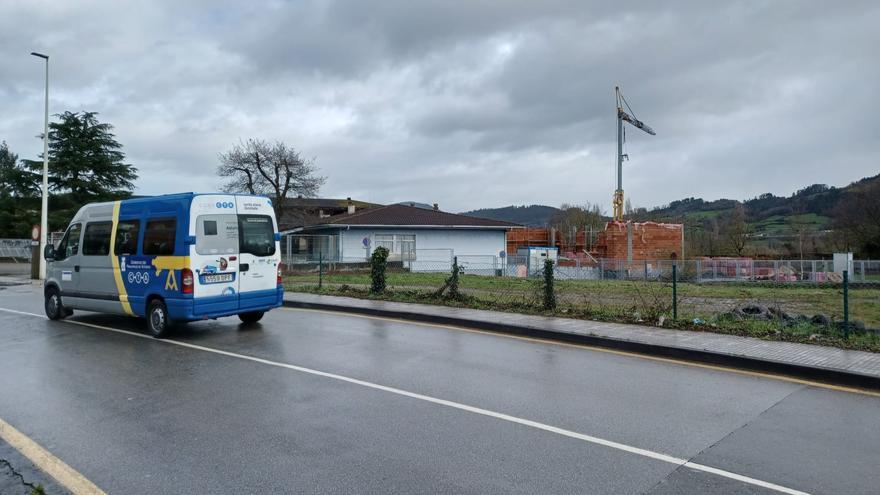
31;52;49;280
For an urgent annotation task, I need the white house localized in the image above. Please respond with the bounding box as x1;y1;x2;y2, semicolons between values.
283;203;519;272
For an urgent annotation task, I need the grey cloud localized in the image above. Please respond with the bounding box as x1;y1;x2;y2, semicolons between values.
1;0;878;213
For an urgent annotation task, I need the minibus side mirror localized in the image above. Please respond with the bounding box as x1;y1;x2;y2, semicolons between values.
274;233;281;242
43;244;55;261
184;235;197;245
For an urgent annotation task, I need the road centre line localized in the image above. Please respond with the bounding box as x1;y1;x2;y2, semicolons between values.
284;307;880;398
0;307;811;495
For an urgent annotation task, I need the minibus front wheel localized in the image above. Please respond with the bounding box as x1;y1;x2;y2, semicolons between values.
45;286;68;320
147;299;173;338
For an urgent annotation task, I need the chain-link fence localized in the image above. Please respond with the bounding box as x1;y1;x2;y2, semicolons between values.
283;251;880;349
280;234;877;283
278;230;879;342
280;234;341;264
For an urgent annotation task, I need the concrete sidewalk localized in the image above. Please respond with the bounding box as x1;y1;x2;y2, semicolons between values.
284;292;880;390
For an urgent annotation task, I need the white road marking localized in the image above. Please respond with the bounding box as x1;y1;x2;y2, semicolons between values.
0;307;811;495
0;416;106;495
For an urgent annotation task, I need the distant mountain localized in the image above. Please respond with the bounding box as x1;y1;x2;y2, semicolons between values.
459;173;880;234
632;173;880;236
461;204;559;226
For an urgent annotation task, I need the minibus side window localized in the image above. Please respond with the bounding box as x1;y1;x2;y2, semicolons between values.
143;218;176;255
114;220;140;255
83;222;113;256
196;214;238;255
238;215;276;256
55;223;82;261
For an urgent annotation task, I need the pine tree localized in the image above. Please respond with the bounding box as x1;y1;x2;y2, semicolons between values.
23;111;138;205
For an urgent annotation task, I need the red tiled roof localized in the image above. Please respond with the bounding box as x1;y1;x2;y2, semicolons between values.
299;204;520;230
278;197;380;230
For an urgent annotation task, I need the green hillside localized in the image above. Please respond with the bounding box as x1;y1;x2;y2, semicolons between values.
636;175;880;232
462;204;559;226
462;173;879;257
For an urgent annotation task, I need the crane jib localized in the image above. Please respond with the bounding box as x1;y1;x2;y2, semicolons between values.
618;110;656;135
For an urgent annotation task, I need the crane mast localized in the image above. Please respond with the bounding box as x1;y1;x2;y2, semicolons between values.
614;86;655;221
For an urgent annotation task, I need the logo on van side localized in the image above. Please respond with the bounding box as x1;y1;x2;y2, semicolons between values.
215;201;234;209
127;271;150;284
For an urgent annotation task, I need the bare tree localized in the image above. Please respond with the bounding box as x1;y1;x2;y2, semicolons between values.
724;203;750;256
833;180;880;257
552;203;606;248
218;139;325;220
790;216;812;260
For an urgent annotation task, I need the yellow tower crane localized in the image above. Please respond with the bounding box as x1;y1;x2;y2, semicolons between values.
614;86;656;221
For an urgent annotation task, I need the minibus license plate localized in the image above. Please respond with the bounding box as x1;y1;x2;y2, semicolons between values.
203;273;233;283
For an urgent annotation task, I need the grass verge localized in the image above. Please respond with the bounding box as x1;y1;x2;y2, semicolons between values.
285;279;880;353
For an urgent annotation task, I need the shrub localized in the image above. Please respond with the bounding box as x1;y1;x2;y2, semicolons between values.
436;256;465;300
541;258;556;310
370;246;389;294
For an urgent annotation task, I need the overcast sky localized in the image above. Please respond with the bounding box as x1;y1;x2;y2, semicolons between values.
2;1;878;213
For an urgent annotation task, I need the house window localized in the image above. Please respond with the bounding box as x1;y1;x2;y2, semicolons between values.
374;234;415;261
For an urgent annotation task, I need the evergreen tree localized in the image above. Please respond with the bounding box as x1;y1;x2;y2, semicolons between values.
0;141;36;197
0;141;39;237
23;111;137;205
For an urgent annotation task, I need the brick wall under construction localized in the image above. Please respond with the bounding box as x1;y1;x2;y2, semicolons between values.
506;221;683;261
506;228;554;254
506;228;589;254
590;221;683;261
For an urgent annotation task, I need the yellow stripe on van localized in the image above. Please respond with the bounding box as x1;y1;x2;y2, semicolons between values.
152;256;191;276
109;201;135;316
152;256;190;294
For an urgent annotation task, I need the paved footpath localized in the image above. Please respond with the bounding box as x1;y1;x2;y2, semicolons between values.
284;292;880;389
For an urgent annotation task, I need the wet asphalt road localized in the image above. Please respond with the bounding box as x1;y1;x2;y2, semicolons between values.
0;283;878;494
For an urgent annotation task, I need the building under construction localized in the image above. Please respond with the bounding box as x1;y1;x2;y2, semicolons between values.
507;222;683;263
508;87;684;263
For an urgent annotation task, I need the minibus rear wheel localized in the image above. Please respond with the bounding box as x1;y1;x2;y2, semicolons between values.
238;311;264;324
147;299;173;338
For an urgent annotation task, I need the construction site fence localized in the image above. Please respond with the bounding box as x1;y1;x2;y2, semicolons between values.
283;254;880;337
556;258;880;284
1;233;67;262
282;249;880;285
0;239;33;261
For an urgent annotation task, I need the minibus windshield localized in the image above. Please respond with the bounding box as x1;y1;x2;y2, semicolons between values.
238;215;276;256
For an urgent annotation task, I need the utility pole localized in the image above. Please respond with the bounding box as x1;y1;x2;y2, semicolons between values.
613;86;655;221
31;51;49;280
